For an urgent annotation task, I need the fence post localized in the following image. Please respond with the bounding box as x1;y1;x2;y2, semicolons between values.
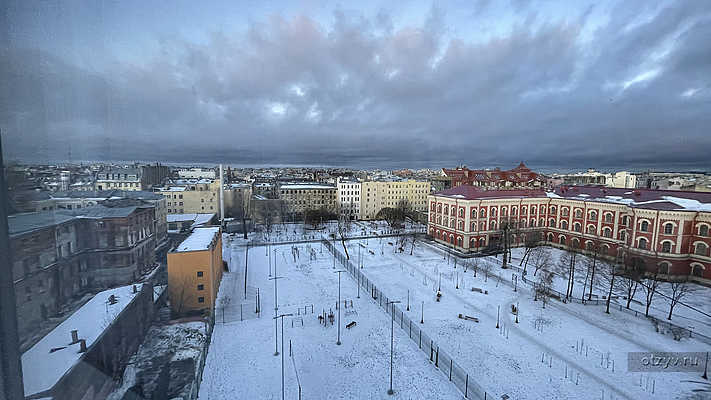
435;346;439;367
449;360;452;381
419;330;422;348
430;340;434;361
409;320;412;338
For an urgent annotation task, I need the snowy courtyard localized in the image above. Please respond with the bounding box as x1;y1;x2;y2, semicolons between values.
199;235;461;400
199;231;710;400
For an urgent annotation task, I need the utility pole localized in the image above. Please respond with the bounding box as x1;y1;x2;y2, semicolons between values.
274;313;293;400
269;274;284;355
334;270;345;345
244;244;249;300
386;300;401;395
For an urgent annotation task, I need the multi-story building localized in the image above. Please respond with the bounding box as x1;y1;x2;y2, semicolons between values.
278;183;337;217
95;167;142;191
155;179;220;214
427;185;711;286
553;169;637;188
167;227;222;315
8;201;157;345
442;162;545;189
337;178;361;220
177;167;216;179
360;179;430;220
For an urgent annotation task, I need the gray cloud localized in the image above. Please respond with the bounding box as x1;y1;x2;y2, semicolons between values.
1;1;710;170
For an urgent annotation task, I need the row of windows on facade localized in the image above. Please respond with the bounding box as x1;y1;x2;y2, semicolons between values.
433;204;613;220
431;219;711;256
100;181;139;188
281;189;335;194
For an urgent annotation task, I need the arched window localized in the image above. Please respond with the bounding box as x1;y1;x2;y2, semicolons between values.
444;205;449;215
491;221;498;230
471;222;476;231
639;238;648;250
549;218;555;227
437;204;441;213
431;202;436;211
530;218;536;227
471;208;477;218
699;225;709;237
604;213;613;223
620;230;626;241
664;223;673;235
692;264;704;277
587;225;595;235
480;221;486;231
622;216;628;226
661;241;671;253
603;227;612;238
561;221;569;230
572;238;580;248
521;206;527;215
640;220;649;232
562;208;569;216
512;206;517;216
458;221;463;230
575;209;582;218
559;235;566;245
437;216;441;224
658;262;670;275
573;222;581;232
479;238;485;247
471;238;477;248
491;208;497;217
695;242;708;256
540;218;545;227
548;233;554;242
589;211;597;220
480;209;486;218
449;234;455;244
520;219;527;228
450;219;456;228
457;237;463;247
550;206;556;214
501;207;507;216
585;241;594;251
601;244;610;255
531;206;537;214
459;208;464;217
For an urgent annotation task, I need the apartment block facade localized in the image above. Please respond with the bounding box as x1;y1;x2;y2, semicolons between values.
427;185;711;285
360;179;429;220
167;227;223;314
8;202;157;346
278;184;337;217
337;178;361;220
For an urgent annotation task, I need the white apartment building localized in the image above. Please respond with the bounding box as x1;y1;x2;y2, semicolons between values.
337;178;361;220
177;167;216;179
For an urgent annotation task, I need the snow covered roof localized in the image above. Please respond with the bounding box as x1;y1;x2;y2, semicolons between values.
22;284;143;396
280;183;336;190
8;212;75;237
174;227;221;252
167;213;216;227
554;186;711;211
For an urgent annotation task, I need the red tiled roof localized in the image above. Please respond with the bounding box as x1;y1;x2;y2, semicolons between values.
434;185;546;200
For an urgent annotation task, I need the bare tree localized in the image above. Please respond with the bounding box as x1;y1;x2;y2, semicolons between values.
530;247;551;277
520;230;543;274
536;270;554;309
641;266;662;317
497;217;519;269
335;209;351;260
409;233;417;255
599;261;617;314
558;250;579;300
584;241;601;301
667;281;695;320
482;261;492;282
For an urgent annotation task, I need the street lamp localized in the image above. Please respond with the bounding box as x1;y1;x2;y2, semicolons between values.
334;270;345;345
269;275;284;355
386;300;402;395
420;301;424;324
274;313;293;400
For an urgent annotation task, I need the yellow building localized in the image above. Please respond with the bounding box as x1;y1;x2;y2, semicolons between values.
360;179;430;220
167;227;223;314
156;179;220;214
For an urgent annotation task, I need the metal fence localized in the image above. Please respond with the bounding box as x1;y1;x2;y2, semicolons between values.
322;239;490;399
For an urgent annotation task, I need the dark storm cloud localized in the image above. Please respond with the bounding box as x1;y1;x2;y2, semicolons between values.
1;1;710;168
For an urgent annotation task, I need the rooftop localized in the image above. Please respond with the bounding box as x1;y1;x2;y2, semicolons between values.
8;212;75;237
434;186;546;200
279;183;336;190
22;284;143;396
174;227;221;252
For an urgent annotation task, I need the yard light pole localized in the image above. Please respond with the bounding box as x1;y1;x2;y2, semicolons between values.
334;270;345;345
407;290;410;311
269;275;284;355
244;243;249;300
421;301;424;324
274;313;293;400
386;300;401;395
438;273;442;292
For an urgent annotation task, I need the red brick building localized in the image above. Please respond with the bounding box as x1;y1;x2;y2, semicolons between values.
427;185;711;286
442;162;545;189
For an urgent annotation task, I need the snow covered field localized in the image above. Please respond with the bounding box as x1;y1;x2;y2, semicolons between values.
336;238;710;400
199;236;461;399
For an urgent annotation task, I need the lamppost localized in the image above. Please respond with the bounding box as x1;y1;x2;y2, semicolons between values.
386;300;401;395
244;243;249;300
269;274;284;355
274;313;293;400
334;270;345;345
420;301;424;324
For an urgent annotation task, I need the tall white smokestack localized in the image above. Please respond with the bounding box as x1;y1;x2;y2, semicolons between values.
219;164;225;226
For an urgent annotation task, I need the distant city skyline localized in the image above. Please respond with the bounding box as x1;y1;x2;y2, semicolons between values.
2;1;710;168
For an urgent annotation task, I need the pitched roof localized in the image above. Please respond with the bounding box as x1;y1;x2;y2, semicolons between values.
434;185;546;200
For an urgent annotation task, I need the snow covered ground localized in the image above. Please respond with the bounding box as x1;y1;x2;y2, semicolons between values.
198;236;461;399
335;238;710;400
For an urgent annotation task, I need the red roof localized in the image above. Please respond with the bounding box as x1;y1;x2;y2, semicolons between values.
435;185;546;200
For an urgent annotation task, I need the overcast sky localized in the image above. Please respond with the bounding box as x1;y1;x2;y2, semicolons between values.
1;0;710;169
